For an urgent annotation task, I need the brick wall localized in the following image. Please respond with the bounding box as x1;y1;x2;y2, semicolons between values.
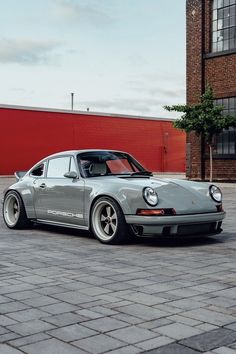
205;56;236;98
186;0;203;179
186;0;236;181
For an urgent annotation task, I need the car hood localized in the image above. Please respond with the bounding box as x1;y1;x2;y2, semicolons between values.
96;175;217;214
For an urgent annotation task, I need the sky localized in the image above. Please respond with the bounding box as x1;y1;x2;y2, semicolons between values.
0;0;186;118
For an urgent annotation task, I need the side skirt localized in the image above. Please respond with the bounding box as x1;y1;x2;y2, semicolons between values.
35;219;89;231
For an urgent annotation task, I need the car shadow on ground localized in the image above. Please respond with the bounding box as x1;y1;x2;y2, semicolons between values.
133;234;225;248
32;223;226;248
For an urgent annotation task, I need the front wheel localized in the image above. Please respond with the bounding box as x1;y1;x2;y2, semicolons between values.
91;197;128;244
3;191;30;229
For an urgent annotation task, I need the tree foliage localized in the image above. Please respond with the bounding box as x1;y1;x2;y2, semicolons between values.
164;87;236;181
165;87;236;145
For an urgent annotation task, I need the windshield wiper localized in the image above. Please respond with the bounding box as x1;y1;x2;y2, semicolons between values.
130;171;153;176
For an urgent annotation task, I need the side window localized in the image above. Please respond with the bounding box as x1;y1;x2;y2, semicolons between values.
31;164;45;177
47;157;70;178
70;157;77;172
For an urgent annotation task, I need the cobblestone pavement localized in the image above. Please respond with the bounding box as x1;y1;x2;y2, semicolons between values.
0;177;235;353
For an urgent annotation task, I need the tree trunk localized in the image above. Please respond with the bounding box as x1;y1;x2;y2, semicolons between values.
209;144;213;182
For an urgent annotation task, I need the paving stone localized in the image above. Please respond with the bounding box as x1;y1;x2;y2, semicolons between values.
35;285;68;295
214;288;236;300
179;328;236;352
72;333;126;353
0;344;23;354
225;323;236;331
202;297;236;308
135;335;175;350
75;309;105;319
22;295;60;307
103;345;141;353
42;312;87;327
48;323;97;342
89;306;118;316
7;308;49;322
0;315;18;326
166;314;202;326
0;301;29;314
213;347;236;354
39;302;78;315
5;290;40;301
142;342;200;353
7;319;55;336
0;295;13;304
168;298;205;310
108;325;156;344
18;275;53;285
0;326;10;335
21;338;86;354
120;292;167;306
51;291;94;304
104;300;132;309
115;303;168;321
196;323;219;332
82;317;128;332
8;333;51;347
155;322;203;340
78;286;112;296
0;332;20;342
111;313;144;325
181;308;236;326
138;318;173;329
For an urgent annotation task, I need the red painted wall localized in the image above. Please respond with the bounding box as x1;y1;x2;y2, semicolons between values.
0;106;186;175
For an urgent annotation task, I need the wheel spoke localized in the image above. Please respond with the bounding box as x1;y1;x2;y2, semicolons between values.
110;222;116;232
101;214;106;222
13;203;18;213
106;206;111;217
104;224;110;234
111;214;117;222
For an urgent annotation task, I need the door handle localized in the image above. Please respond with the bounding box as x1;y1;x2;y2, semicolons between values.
39;183;46;189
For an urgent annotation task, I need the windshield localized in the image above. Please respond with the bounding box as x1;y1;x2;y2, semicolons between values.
77;151;151;178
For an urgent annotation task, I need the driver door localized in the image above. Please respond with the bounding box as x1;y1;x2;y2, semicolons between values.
33;155;85;226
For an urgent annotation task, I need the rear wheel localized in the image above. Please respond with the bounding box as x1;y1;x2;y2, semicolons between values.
3;191;30;229
91;197;128;244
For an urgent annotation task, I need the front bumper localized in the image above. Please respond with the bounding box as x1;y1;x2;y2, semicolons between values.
125;211;226;237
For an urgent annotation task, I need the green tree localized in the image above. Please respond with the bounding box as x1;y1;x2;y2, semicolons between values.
165;87;236;181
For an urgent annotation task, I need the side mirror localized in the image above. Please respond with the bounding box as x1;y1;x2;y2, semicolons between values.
64;171;78;179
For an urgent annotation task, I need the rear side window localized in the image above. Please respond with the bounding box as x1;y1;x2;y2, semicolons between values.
30;164;45;177
47;157;71;178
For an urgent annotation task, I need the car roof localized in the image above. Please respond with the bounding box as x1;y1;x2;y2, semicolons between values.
42;149;128;160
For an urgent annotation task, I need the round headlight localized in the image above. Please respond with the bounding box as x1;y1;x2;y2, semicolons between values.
143;187;158;206
209;185;222;203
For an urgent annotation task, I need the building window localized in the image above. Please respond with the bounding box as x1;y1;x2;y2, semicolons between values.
212;0;236;53
214;97;236;155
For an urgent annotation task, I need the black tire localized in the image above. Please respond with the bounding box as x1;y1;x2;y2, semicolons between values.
3;191;31;229
91;197;128;244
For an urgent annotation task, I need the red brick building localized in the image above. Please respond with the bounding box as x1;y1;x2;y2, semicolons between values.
187;0;236;180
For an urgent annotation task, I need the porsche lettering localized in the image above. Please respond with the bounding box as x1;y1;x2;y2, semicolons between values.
47;210;82;218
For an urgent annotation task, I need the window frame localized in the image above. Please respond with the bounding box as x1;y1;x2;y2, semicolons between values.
46;155;79;179
212;97;236;158
212;0;236;54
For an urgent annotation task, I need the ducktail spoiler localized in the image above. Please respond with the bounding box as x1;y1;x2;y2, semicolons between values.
15;171;27;181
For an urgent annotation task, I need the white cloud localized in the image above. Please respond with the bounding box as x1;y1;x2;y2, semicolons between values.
81;96;179;116
0;38;61;64
54;0;114;27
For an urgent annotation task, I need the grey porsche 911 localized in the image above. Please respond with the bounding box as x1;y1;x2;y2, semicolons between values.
2;150;225;244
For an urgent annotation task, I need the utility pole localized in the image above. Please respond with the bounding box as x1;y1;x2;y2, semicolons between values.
71;92;74;110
